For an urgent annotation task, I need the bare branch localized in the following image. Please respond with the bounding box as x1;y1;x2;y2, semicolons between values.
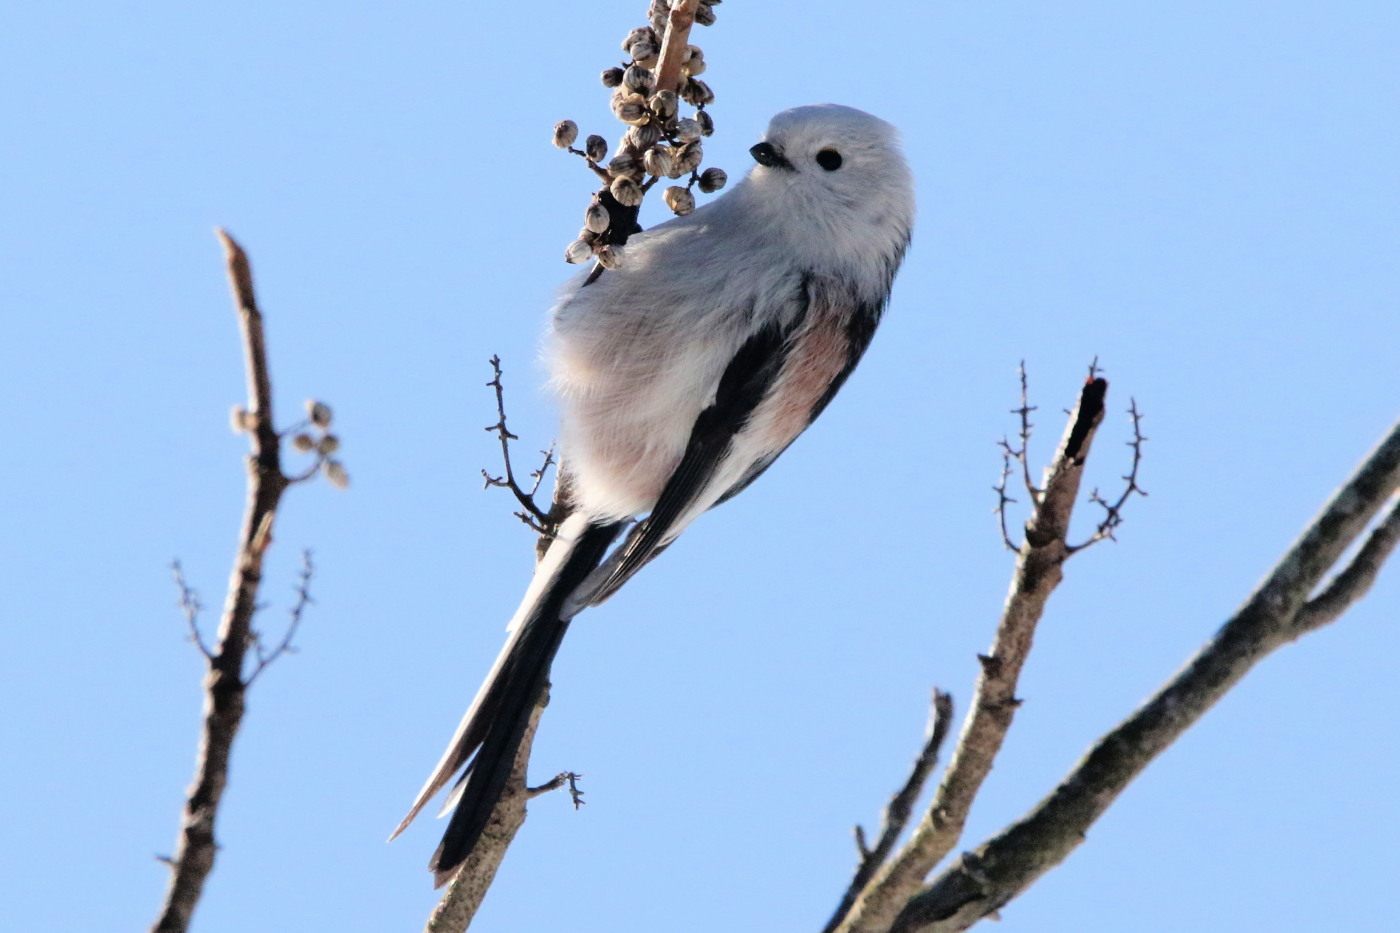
527;771;587;810
151;232;294;933
885;419;1400;933
824;691;955;933
1293;492;1400;633
423;690;553;933
835;375;1110;933
653;0;699;95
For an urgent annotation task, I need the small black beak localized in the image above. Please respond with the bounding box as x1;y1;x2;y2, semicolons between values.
750;141;792;170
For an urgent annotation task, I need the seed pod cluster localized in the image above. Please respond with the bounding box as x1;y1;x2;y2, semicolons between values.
285;399;349;489
557;1;729;261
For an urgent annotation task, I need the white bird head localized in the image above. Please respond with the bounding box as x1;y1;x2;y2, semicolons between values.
744;104;914;282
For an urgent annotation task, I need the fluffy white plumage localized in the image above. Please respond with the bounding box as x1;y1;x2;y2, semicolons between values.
397;104;914;886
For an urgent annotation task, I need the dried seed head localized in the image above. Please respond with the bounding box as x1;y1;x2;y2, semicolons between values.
631;44;659;68
307;400;333;428
612;92;650;126
585;134;608;162
642;146;674;178
648;0;668;32
694;2;717;27
648;90;678;121
577;227;600;245
609;175;644;207
584;201;611;234
292;433;315;452
663;186;696;216
594;245;621;269
565;238;594;264
607;151;643;181
680;77;715;107
621;26;658;54
623;64;656;94
698;166;728;193
696;109;715;136
552;120;579;149
323;459;350;489
674;117;702;142
684;45;706;77
315;434;341;456
675;139;703;174
601;66;625;88
627;121;662;150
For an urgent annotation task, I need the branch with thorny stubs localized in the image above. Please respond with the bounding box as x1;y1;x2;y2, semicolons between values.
150;231;344;933
480;355;557;535
831;369;1140;933
883;420;1400;933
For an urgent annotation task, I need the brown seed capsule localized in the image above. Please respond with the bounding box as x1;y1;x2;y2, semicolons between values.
694;2;716;26
643;146;674;178
307;400;333;428
698;166;728;193
623;64;656;94
648;89;678;121
608;151;644;181
621;26;658;53
552;120;579;149
565;238;594;264
610;176;644;207
315;434;341;456
584;201;611;235
696;110;715;136
683;56;707;77
601;66;624;88
663;186;696;216
675;117;702;142
585;134;608;162
681;77;715;107
675;140;703;174
292;433;315;453
627;121;662;150
630;42;658;66
612;92;649;126
323;459;350;490
594;245;621;269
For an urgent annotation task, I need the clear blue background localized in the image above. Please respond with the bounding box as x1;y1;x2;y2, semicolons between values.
3;2;1396;930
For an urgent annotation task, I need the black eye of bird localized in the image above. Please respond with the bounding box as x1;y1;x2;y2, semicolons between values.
816;149;843;171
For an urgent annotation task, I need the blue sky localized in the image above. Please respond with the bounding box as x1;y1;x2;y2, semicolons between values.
3;2;1397;931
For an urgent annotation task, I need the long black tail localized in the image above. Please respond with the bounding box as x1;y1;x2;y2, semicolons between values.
391;513;623;887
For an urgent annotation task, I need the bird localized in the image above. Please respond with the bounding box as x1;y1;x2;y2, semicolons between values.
392;103;915;887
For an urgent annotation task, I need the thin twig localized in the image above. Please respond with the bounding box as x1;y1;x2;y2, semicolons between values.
246;549;315;686
526;770;587;810
171;561;212;659
1073;398;1148;550
481;355;550;524
823;691;955;933
1013;362;1039;502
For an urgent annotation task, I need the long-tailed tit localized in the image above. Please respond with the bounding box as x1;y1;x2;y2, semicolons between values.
393;104;915;886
